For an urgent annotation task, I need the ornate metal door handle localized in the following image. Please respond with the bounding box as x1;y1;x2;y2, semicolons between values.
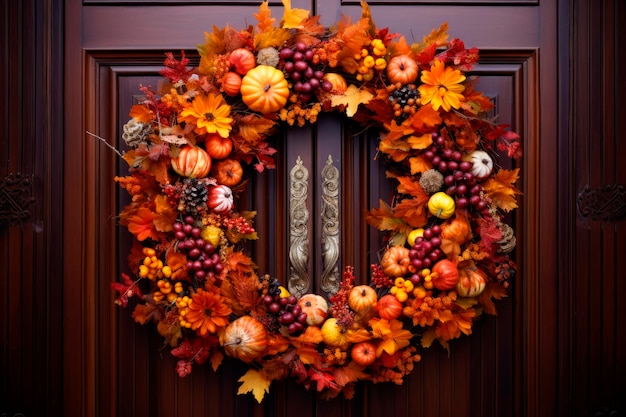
0;173;35;230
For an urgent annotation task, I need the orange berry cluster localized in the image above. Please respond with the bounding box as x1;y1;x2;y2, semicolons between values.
354;39;387;82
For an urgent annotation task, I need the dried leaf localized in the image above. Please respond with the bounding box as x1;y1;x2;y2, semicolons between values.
409;104;442;132
255;1;275;32
412;22;449;56
482;168;522;212
330;84;374;117
280;0;309;29
409;154;432;175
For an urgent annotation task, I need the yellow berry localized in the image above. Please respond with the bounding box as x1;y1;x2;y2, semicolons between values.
394;277;405;287
374;58;387;70
396;290;408;303
363;55;375;68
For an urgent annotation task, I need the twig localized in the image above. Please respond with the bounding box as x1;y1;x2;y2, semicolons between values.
86;131;123;158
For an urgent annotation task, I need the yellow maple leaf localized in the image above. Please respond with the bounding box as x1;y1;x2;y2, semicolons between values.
237;114;278;144
412;22;449;54
330;84;373;117
482;168;522;212
237;368;271;403
406;133;433;150
280;0;309;29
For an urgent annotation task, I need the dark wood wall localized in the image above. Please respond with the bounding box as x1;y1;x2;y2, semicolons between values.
0;0;624;416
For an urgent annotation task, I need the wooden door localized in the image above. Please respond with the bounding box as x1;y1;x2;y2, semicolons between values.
60;0;555;416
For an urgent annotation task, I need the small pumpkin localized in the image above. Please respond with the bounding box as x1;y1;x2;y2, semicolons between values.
431;259;460;291
205;134;233;159
320;317;349;349
221;71;242;97
351;341;377;366
222;316;267;363
212;158;244;187
297;294;329;326
240;65;290;114
428;191;456;219
407;228;424;247
386;55;419;84
348;285;378;315
456;262;487;297
440;214;472;244
229;48;256;75
376;294;403;320
380;246;411;277
207;185;234;213
322;73;347;94
464;150;493;180
171;145;211;179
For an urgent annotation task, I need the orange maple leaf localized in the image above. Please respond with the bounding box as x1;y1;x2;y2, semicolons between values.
383;118;415;142
330;84;373;117
411;22;449;55
477;281;508;315
393;198;428;228
125;207;159;241
129;104;153;123
365;199;412;235
254;1;275;32
482;168;522;212
153;194;177;233
157;320;183;347
236;114;277;145
280;0;309;29
434;308;476;341
165;250;189;281
409;103;442;132
409;154;432;175
378;135;411;162
396;176;428;198
369;318;413;357
333;362;369;387
407;133;434;151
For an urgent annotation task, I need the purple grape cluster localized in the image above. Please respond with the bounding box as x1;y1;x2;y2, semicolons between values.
280;42;332;102
424;136;490;215
262;294;308;334
173;216;223;282
408;225;444;284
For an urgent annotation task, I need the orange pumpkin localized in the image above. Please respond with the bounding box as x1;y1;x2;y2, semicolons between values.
348;285;378;315
376;294;403;320
222;316;267;363
171;145;211;178
322;73;347;94
441;214;472;244
297;294;329;326
212;158;243;187
431;259;460;291
456;262;487;297
386;55;418;84
380;246;411;277
351;341;377;366
205;134;233;160
229;48;256;75
221;71;242;97
240;65;289;114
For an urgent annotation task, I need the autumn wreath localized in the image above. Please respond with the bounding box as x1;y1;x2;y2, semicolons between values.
111;0;522;402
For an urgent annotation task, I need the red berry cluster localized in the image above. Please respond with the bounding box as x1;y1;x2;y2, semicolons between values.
173;216;223;282
407;225;444;284
262;294;308;335
280;42;332;102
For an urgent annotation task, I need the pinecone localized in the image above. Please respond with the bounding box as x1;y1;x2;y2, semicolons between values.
497;223;517;253
179;178;209;214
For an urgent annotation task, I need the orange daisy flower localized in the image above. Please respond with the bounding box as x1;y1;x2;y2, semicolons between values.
418;59;466;112
183;288;232;336
179;93;233;138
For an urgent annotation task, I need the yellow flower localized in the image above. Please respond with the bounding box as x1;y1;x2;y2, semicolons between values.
180;93;233;138
183;288;232;336
418;60;466;112
369;317;413;357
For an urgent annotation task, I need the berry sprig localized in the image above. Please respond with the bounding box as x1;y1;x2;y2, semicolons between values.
280;42;332;103
354;38;387;82
407;225;444;282
173;216;224;284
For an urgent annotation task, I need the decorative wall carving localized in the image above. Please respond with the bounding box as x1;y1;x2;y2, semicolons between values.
288;156;310;296
0;173;35;229
320;155;340;295
577;184;626;222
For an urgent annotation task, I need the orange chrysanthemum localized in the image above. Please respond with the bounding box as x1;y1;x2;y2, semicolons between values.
418;59;466;112
179;93;233;138
183;288;232;336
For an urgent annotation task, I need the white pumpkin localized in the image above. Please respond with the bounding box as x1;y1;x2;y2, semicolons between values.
207;185;234;213
465;150;493;180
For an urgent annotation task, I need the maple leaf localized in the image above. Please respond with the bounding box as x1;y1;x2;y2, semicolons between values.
309;367;339;392
255;28;292;50
378;135;411;162
387;35;413;58
476;216;503;254
293;15;325;46
210;349;224;371
236;114;277;145
407;133;434;151
157;320;182;347
111;273;143;307
482;168;522;212
409;154;432;175
330;84;373;117
198;25;226;58
129;104;153;123
165;250;189;281
393;198;428;228
255;1;275;32
383;118;415;142
409;104;442;132
435;308;476;341
333;362;369;387
280;0;309;29
238;368;271;403
125;207;159;241
412;22;449;55
477;281;508;315
364;199;410;235
175;360;193;377
369;318;413;356
153;194;177;233
132;302;162;325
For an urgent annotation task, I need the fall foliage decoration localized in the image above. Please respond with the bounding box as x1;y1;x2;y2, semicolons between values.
112;0;522;404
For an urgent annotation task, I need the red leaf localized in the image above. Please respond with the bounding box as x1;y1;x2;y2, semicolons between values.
160;51;195;83
110;273;143;307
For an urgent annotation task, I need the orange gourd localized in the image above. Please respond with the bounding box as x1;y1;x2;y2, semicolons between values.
322;73;347;94
229;48;256;75
207;185;234;213
212;158;244;187
222;316;268;363
348;285;378;315
431;259;460;291
205;134;233;159
351;341;377;366
171;145;211;179
221;71;242;97
240;65;289;114
380;246;410;277
441;214;472;244
376;294;403;320
456;262;487;297
386;55;418;84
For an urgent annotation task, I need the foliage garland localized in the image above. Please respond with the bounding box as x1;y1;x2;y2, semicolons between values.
112;0;522;403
